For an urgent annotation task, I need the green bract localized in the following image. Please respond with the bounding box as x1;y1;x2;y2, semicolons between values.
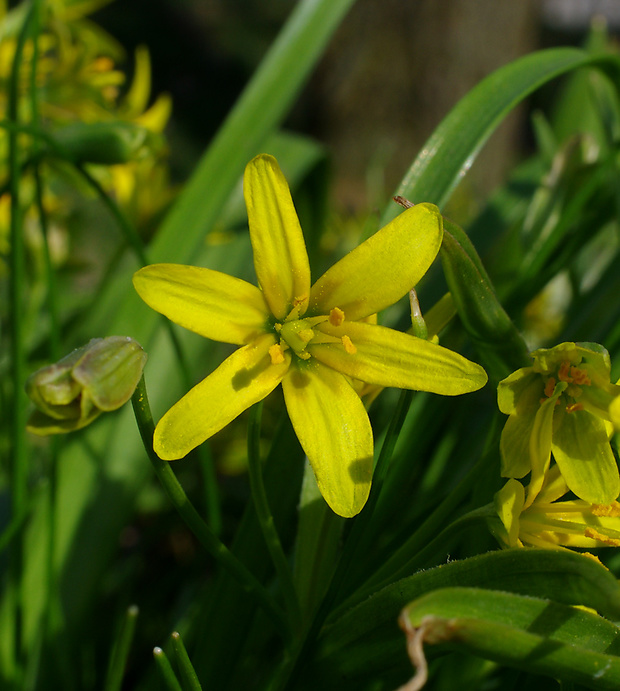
498;342;620;506
26;336;147;434
133;154;488;518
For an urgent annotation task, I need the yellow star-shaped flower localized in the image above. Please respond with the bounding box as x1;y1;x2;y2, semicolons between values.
133;154;487;517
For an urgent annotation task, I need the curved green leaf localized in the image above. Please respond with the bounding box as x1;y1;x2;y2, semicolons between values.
382;48;620;225
399;587;620;690
313;549;620;681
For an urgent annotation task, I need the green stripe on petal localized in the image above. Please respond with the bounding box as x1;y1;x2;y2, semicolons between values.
281;360;373;518
311;321;487;395
244;154;311;320
154;334;289;460
524;384;565;508
551;409;620;504
133;264;269;345
308;203;442;321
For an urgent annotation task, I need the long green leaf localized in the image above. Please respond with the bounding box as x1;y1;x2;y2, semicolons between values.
382;48;620;226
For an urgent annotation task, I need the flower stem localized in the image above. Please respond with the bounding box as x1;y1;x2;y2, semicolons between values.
270;388;415;690
247;402;302;633
131;377;289;641
74;164;222;534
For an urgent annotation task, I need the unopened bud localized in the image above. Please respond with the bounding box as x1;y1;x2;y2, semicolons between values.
440;217;530;379
26;336;147;435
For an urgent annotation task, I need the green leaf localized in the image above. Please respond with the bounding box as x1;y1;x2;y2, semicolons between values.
382;48;620;225
399;587;620;690
312;549;620;683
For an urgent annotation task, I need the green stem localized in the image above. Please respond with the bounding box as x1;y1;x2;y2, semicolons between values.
74;163;222;534
271;389;415;690
330;389;414;602
153;648;183;691
247;402;302;634
104;605;139;691
170;631;202;691
7;5;36;682
335;413;504;615
130;376;289;641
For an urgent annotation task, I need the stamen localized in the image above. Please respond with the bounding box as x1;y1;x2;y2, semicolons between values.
558;361;573;383
269;344;285;365
592;501;620;518
341;335;357;354
566;402;584;414
570;366;591;386
544;377;556;399
293;295;308;308
329;307;345;327
274;323;282;333
584;527;620;547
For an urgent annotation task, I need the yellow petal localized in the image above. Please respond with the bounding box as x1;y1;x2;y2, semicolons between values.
311;321;487;395
524;387;563;508
154;334;290;459
133;263;269;345
551;409;620;504
494;479;525;548
281;360;373;518
244;154;311;320
308;203;442;321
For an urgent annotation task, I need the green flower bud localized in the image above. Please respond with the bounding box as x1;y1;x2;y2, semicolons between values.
26;336;147;435
439;217;530;379
50;121;158;165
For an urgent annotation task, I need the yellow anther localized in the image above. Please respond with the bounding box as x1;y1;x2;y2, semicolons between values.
570;366;591;386
329;307;345;327
584;527;620;547
592;501;620;518
558;361;573;383
341;335;357;354
269;344;285;365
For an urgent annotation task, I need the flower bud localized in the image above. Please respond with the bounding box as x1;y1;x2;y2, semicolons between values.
50;121;158;165
439;217;530;379
26;336;147;434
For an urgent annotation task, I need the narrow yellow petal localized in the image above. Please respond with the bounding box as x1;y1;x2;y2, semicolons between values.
133;263;269;345
311;321;487;395
308;203;443;321
282;361;373;518
244;154;311;319
154;334;290;460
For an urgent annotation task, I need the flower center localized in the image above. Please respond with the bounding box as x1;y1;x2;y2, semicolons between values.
542;360;591;413
278;318;316;360
268;306;358;364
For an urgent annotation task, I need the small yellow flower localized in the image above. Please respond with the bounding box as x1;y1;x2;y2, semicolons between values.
498;342;620;506
492;469;620;550
133;154;487;517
